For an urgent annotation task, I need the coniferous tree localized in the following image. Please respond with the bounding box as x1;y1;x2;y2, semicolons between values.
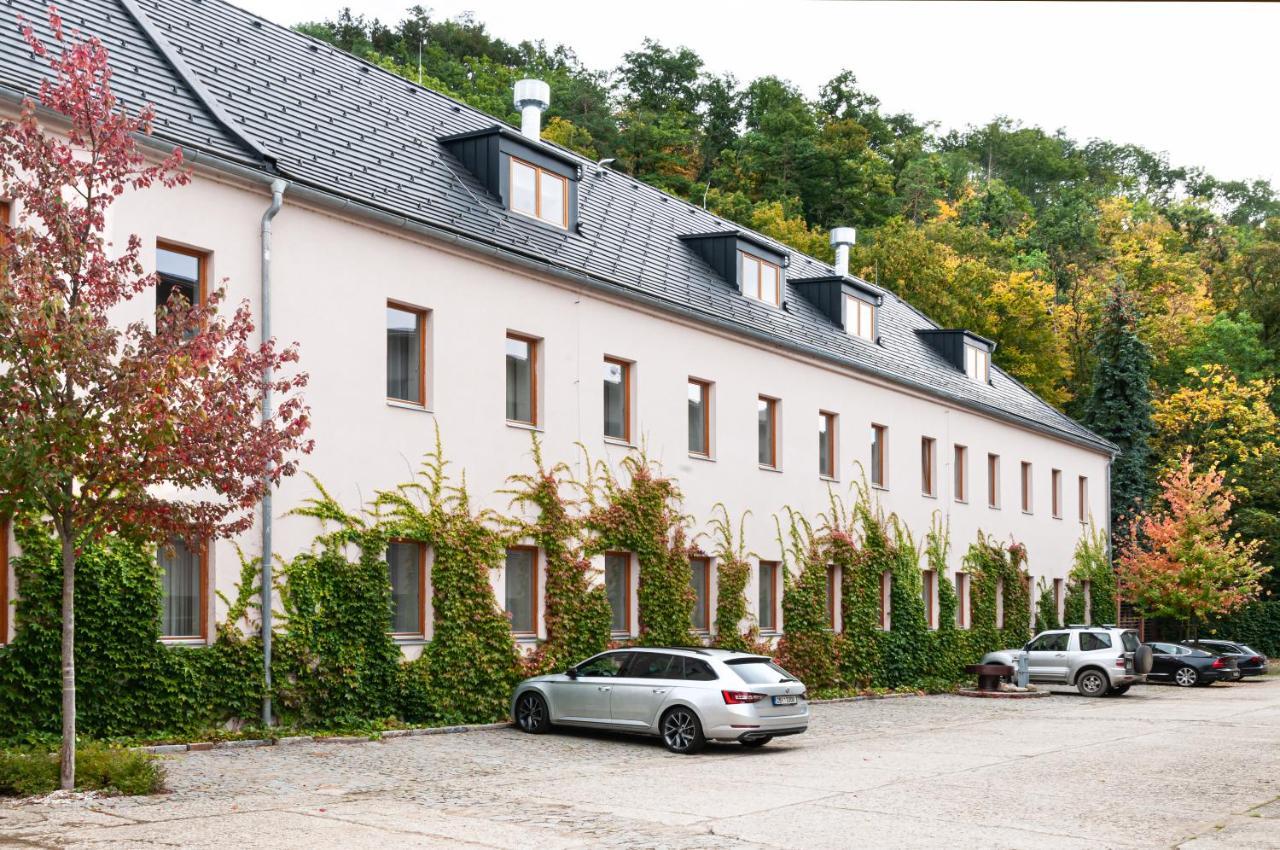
1084;281;1154;538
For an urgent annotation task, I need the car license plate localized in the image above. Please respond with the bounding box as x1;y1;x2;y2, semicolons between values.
773;695;798;706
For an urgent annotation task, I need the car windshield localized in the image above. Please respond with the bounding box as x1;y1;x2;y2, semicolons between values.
1121;631;1140;652
725;658;797;684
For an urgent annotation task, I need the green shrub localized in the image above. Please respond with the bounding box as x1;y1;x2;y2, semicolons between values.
1208;600;1280;657
0;744;160;797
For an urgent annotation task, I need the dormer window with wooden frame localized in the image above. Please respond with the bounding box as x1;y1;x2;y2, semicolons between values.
917;329;996;384
441;125;580;231
740;251;781;306
965;343;990;383
680;232;788;309
844;293;876;341
510;156;568;228
790;274;884;339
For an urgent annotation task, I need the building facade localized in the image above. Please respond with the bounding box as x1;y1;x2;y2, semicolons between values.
0;0;1115;652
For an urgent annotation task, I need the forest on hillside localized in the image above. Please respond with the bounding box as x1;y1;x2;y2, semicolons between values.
297;9;1280;593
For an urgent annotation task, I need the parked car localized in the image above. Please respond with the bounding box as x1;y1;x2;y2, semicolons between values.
1145;642;1239;687
1181;639;1269;678
511;647;809;754
981;626;1152;697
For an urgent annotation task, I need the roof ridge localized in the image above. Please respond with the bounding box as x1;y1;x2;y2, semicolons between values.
118;0;278;168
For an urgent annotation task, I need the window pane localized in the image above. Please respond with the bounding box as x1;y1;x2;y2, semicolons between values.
690;559;708;631
818;414;832;477
871;425;884;486
605;554;629;633
921;438;934;495
157;247;200;282
859;301;874;340
741;254;760;300
505;336;534;423
505;548;535;632
386;306;422;403
539;171;566;226
159;539;200;637
387;542;421;634
688;381;708;455
757;398;774;466
955;446;966;501
759;262;778;304
758;563;776;631
510;159;537;216
603;360;627;440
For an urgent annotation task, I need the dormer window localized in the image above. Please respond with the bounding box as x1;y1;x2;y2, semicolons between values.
510;157;567;229
844;293;876;341
740;251;781;305
965;344;990;383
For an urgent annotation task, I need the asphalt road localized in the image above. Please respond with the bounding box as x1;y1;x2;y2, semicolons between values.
2;675;1278;849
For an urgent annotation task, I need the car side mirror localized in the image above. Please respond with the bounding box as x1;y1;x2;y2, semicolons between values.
566;667;578;679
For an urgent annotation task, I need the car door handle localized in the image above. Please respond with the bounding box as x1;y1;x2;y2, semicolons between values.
1054;653;1066;657
651;688;668;695
597;686;611;692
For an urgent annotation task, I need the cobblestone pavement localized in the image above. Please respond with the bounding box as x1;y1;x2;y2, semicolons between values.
3;676;1279;849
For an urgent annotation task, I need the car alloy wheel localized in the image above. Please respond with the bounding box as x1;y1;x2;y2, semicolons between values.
515;692;550;734
1174;667;1198;688
661;707;705;754
1077;669;1107;697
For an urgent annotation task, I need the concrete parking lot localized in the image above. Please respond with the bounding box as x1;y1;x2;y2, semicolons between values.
2;675;1278;849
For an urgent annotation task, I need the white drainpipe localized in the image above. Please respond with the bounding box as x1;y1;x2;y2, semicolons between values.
260;178;287;727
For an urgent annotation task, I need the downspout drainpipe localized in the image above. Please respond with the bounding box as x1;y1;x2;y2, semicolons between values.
260;179;288;727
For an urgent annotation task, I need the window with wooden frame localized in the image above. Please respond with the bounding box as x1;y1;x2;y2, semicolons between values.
158;537;207;641
504;547;539;635
1051;469;1063;518
1078;476;1089;524
826;564;840;631
604;552;633;636
964;344;990;383
689;556;711;633
509;156;568;228
871;423;887;487
740;251;781;305
156;243;207;339
955;572;970;629
844;293;875;341
1020;461;1033;513
0;516;9;646
688;379;712;457
758;561;779;632
386;302;427;405
1053;578;1064;624
602;357;631;442
921;570;936;630
878;570;892;630
954;445;968;503
757;396;779;468
921;436;937;497
818;411;837;479
988;453;1001;508
505;333;539;426
387;540;427;637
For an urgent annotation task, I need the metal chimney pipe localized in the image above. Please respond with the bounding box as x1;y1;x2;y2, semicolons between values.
830;227;856;277
514;79;551;141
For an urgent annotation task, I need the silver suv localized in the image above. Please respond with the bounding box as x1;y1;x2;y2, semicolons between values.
982;626;1152;697
511;647;809;753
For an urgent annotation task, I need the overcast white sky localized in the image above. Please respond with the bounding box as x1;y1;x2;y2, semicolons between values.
235;0;1279;187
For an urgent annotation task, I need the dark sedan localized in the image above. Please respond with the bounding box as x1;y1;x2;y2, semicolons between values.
1145;642;1239;687
1182;640;1269;678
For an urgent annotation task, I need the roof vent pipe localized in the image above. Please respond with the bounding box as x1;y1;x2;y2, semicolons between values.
830;227;856;277
514;78;551;141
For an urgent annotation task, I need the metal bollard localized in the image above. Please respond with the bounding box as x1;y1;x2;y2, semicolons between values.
1016;651;1030;689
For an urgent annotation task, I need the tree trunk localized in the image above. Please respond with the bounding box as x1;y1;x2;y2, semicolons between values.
59;532;76;791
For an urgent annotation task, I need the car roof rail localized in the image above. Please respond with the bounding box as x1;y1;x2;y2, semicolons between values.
649;645;713;656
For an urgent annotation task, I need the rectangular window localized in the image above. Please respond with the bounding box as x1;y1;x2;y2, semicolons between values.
605;552;632;635
688;379;711;457
387;541;425;636
921;437;936;497
505;333;538;425
965;344;990;382
1051;469;1063;518
690;556;711;633
386;302;426;405
954;445;968;503
844;294;875;341
879;570;892;630
922;570;936;630
988;453;1000;508
955;572;970;629
1020;461;1033;513
826;565;840;630
871;424;887;487
603;357;631;442
740;251;781;305
156;242;205;313
758;396;778;468
1054;577;1064;623
509;157;568;228
758;561;779;632
159;538;204;640
1078;476;1089;524
504;547;538;635
818;411;837;479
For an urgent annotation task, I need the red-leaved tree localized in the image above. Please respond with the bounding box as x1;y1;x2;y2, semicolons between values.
0;10;312;789
1117;456;1267;640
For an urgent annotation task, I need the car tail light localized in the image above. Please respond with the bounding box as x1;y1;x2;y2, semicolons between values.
1115;658;1127;667
1212;658;1225;669
722;690;767;705
1250;656;1262;665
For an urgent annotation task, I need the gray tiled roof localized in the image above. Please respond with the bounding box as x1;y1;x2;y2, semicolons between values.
0;0;1114;453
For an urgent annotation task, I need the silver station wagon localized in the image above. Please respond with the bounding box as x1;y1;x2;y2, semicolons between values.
511;647;809;753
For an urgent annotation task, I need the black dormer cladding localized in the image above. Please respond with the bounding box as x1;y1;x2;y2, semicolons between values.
915;329;996;372
440;125;581;228
679;231;786;291
790;275;884;329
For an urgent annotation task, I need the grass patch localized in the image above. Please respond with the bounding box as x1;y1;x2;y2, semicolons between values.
0;743;162;796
